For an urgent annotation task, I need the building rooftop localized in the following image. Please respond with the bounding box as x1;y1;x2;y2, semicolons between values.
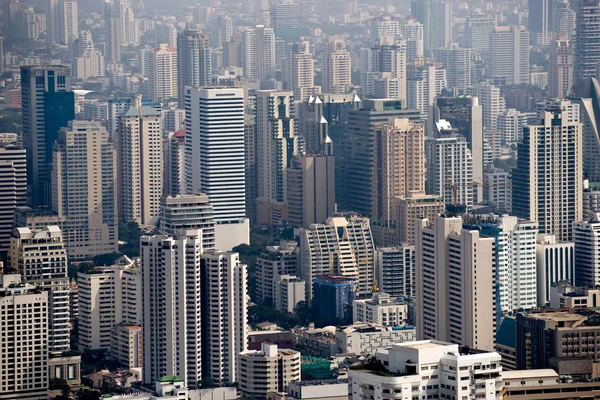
157;375;184;383
501;369;558;380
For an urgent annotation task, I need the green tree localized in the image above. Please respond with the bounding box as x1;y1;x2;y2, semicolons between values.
92;252;122;266
50;377;70;397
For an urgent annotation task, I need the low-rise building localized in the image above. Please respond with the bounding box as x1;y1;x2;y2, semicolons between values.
550;281;600;309
335;323;416;356
352;292;408;327
284;379;349;399
293;326;338;358
111;323;142;370
274;275;305;313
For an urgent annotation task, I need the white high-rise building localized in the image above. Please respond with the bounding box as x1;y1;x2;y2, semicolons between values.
512;109;583;241
376;246;415;298
0;145;26;254
242;25;276;88
77;256;141;351
406;59;446;120
117;95;163;226
498;108;531;144
360;40;407;103
283;38;321;101
323;37;351;94
466;82;505;131
145;44;178;102
463;13;494;53
353;292;409;327
184;87;249;250
47;0;78;44
416;216;496;350
9;226;70;355
141;230;203;388
154;22;177;47
115;0;139;46
573;213;600;287
176;30;211;107
52;121;118;259
0;280;49;400
160;193;216;251
489;25;530;86
536;234;575;305
400;16;424;62
411;0;452;57
299;214;375;300
425;131;474;210
434;44;473;92
201;251;248;386
255;241;298;305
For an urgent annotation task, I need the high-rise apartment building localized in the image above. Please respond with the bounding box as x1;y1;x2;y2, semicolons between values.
573;213;600;287
323;37;351;94
287;154;335;227
283;39;321;101
0;280;48;400
0;145;25;254
21;65;74;207
376;246;415;298
242;25;276;88
141;230;204;388
160;193;216;251
433;44;473;92
10;226;70;355
513;109;583;241
299;214;375;300
360;40;407;103
394;194;445;245
117;95;162;226
163;130;186;196
406;58;446;120
255;241;298;305
51;121;118;259
256;91;299;225
77;256;141;351
176;29;211;107
200;251;248;386
112;0;138;47
489;26;530;86
462;12;494;53
465;82;505;131
400;16;424;62
497;108;530;144
410;0;452;57
553;0;576;37
571;78;600;183
536;234;575;305
145;44;178;102
416;215;496;350
154;22;177;47
47;0;78;45
483;167;512;212
548;37;573;99
574;0;600;83
216;16;232;48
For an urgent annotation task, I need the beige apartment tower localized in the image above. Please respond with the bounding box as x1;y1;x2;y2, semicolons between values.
323;37;351;94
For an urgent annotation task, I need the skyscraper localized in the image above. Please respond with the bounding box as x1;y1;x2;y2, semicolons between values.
434;44;473;91
256;91;299;225
575;1;600;82
462;12;494;53
21;65;74;207
489;25;530;86
410;0;452;57
10;226;70;355
270;0;301;43
322;37;352;94
528;0;553;45
117;95;163;226
47;0;78;45
360;39;407;103
3;0;20;43
242;25;276;88
573;213;600;287
146;44;178;102
0;145;26;254
416;215;496;350
283;38;320;101
465;82;505;131
142;230;203;387
571;78;600;183
548;37;573;99
176;29;211;107
406;58;447;121
160;194;216;251
513;108;583;241
104;0;122;63
52;121;118;259
400;16;424;62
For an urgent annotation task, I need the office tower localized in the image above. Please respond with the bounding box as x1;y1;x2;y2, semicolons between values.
163;130;186;196
553;0;576;38
536;234;575;305
141;230;203;387
185;87;248;250
244;115;257;223
571;78;600;183
406;58;447;121
51;121;118;259
176;29;211;107
343;99;420;216
47;0;78;44
200;251;248;386
529;0;553;45
21;65;74;207
416;215;496;350
0;280;48;400
255;91;298;225
483;167;512;212
395;194;445;245
238;344;301;400
283;39;321;101
104;0;122;63
376;246;415;298
431;96;483;201
160;194;216;251
256;241;298;305
270;0;300;43
464;216;538;316
433;44;473;91
117;95;163;226
242;25;276;88
312;274;357;321
287;155;335;227
513;109;583;241
465;82;505;130
425;132;474;209
489;26;530;86
77;256;141;351
349;341;502;400
576;1;600;82
0;145;25;254
573;213;600;286
462;12;494;53
154;22;177;47
400;16;424;63
3;0;20;43
323;37;352;94
361;39;407;103
216;15;233;48
146;44;178;102
299;214;375;300
548;37;573;99
10;226;70;355
298;95;334;155
410;0;452;57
